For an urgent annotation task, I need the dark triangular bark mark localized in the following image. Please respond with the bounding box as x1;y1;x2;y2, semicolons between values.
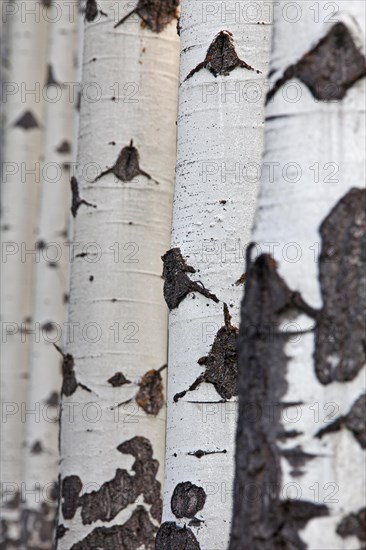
174;304;238;402
266;22;366;102
316;393;365;449
114;0;179;33
108;372;131;387
162;248;219;310
56;140;71;154
156;522;200;549
45;64;61;87
185;31;260;81
53;344;92;396
315;188;366;384
30;440;43;454
85;0;107;22
70;176;96;217
13;110;39;130
94;140;159;184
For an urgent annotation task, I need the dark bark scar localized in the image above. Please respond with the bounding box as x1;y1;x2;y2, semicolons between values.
108;372;131;386
13;110;39;130
85;0;107;22
316;393;365;449
135;364;166;415
53;344;92;396
336;507;366;542
162;248;219;310
114;0;179;33
174;303;238;402
185;31;261;81
171;481;206;519
70;176;97;218
267;22;366;103
94;140;159;184
45;64;61;87
156;522;200;549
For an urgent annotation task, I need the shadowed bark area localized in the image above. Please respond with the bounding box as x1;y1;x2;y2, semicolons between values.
229;247;328;549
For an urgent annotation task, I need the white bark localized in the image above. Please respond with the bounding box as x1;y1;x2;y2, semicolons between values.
231;1;366;548
21;2;79;547
56;1;179;548
0;1;50;546
159;2;271;548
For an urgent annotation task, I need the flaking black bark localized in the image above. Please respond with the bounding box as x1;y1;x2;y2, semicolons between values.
114;0;179;33
155;522;200;549
162;248;219;310
267;22;366;102
171;482;206;519
185;31;260;80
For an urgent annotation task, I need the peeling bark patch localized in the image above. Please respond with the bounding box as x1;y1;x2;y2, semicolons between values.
13;110;39;130
108;372;131;387
267;22;366;102
75;436;162;524
174;304;238;401
337;508;366;541
162;248;219;309
135;366;165;415
70;176;96;217
315;188;366;384
94;140;158;184
156;522;200;550
56;140;71;154
229;246;327;549
70;506;157;550
171;482;206;519
316;393;366;449
45;64;61;87
185;31;260;80
61;475;82;520
114;0;179;33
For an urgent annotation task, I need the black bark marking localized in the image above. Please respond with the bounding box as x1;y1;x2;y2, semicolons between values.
53;344;92;396
70;506;157;550
315;188;366;384
267;22;366;103
185;31;260;81
56;524;68;539
70;176;96;217
75;436;162;524
281;446;317;468
174;304;238;401
162;248;219;310
108;372;131;387
135;365;166;415
94;140;159;184
61;475;82;520
316;393;366;449
337;507;366;542
171;482;206;519
45;64;61;87
30;440;43;454
85;0;107;22
114;0;179;33
187;448;227;458
13;110;39;130
44;391;59;407
56;140;71;154
229;246;328;549
156;522;200;550
234;272;246;286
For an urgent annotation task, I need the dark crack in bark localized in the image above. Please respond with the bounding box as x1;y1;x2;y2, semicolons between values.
315;188;366;384
162;248;219;310
337;507;366;542
174;303;238;401
13;110;39;130
70;506;157;550
156;522;200;549
114;0;179;33
171;482;206;519
94;140;159;184
187;449;227;458
316;393;366;449
229;245;328;549
267;22;366;102
70;176;96;218
185;31;260;80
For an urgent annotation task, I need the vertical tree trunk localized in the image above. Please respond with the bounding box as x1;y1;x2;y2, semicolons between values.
156;2;271;548
56;1;179;548
230;2;366;549
0;1;49;546
20;2;79;547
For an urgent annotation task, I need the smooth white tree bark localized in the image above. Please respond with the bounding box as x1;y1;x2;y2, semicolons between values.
0;1;49;546
230;2;366;548
157;2;271;548
56;1;179;548
20;2;79;547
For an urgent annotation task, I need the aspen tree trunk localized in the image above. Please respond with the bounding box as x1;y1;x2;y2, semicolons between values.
20;2;79;547
56;1;179;548
230;1;366;549
0;1;49;546
156;2;271;548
